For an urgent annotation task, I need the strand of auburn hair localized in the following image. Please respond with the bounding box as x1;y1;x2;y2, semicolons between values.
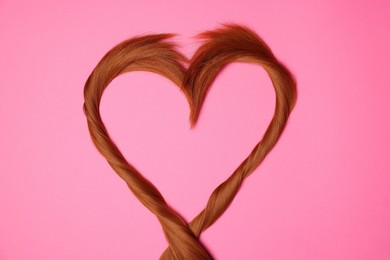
84;24;296;259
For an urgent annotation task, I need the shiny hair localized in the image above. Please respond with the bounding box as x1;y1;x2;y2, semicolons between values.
83;24;297;259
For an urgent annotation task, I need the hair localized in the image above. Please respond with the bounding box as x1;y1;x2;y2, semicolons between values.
83;24;297;259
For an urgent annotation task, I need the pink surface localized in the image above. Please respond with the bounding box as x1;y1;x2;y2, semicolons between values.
1;0;390;259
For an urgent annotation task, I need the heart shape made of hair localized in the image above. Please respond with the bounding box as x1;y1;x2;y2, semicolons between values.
83;24;296;260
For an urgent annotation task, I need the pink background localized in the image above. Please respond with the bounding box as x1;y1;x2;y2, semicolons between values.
1;0;389;259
